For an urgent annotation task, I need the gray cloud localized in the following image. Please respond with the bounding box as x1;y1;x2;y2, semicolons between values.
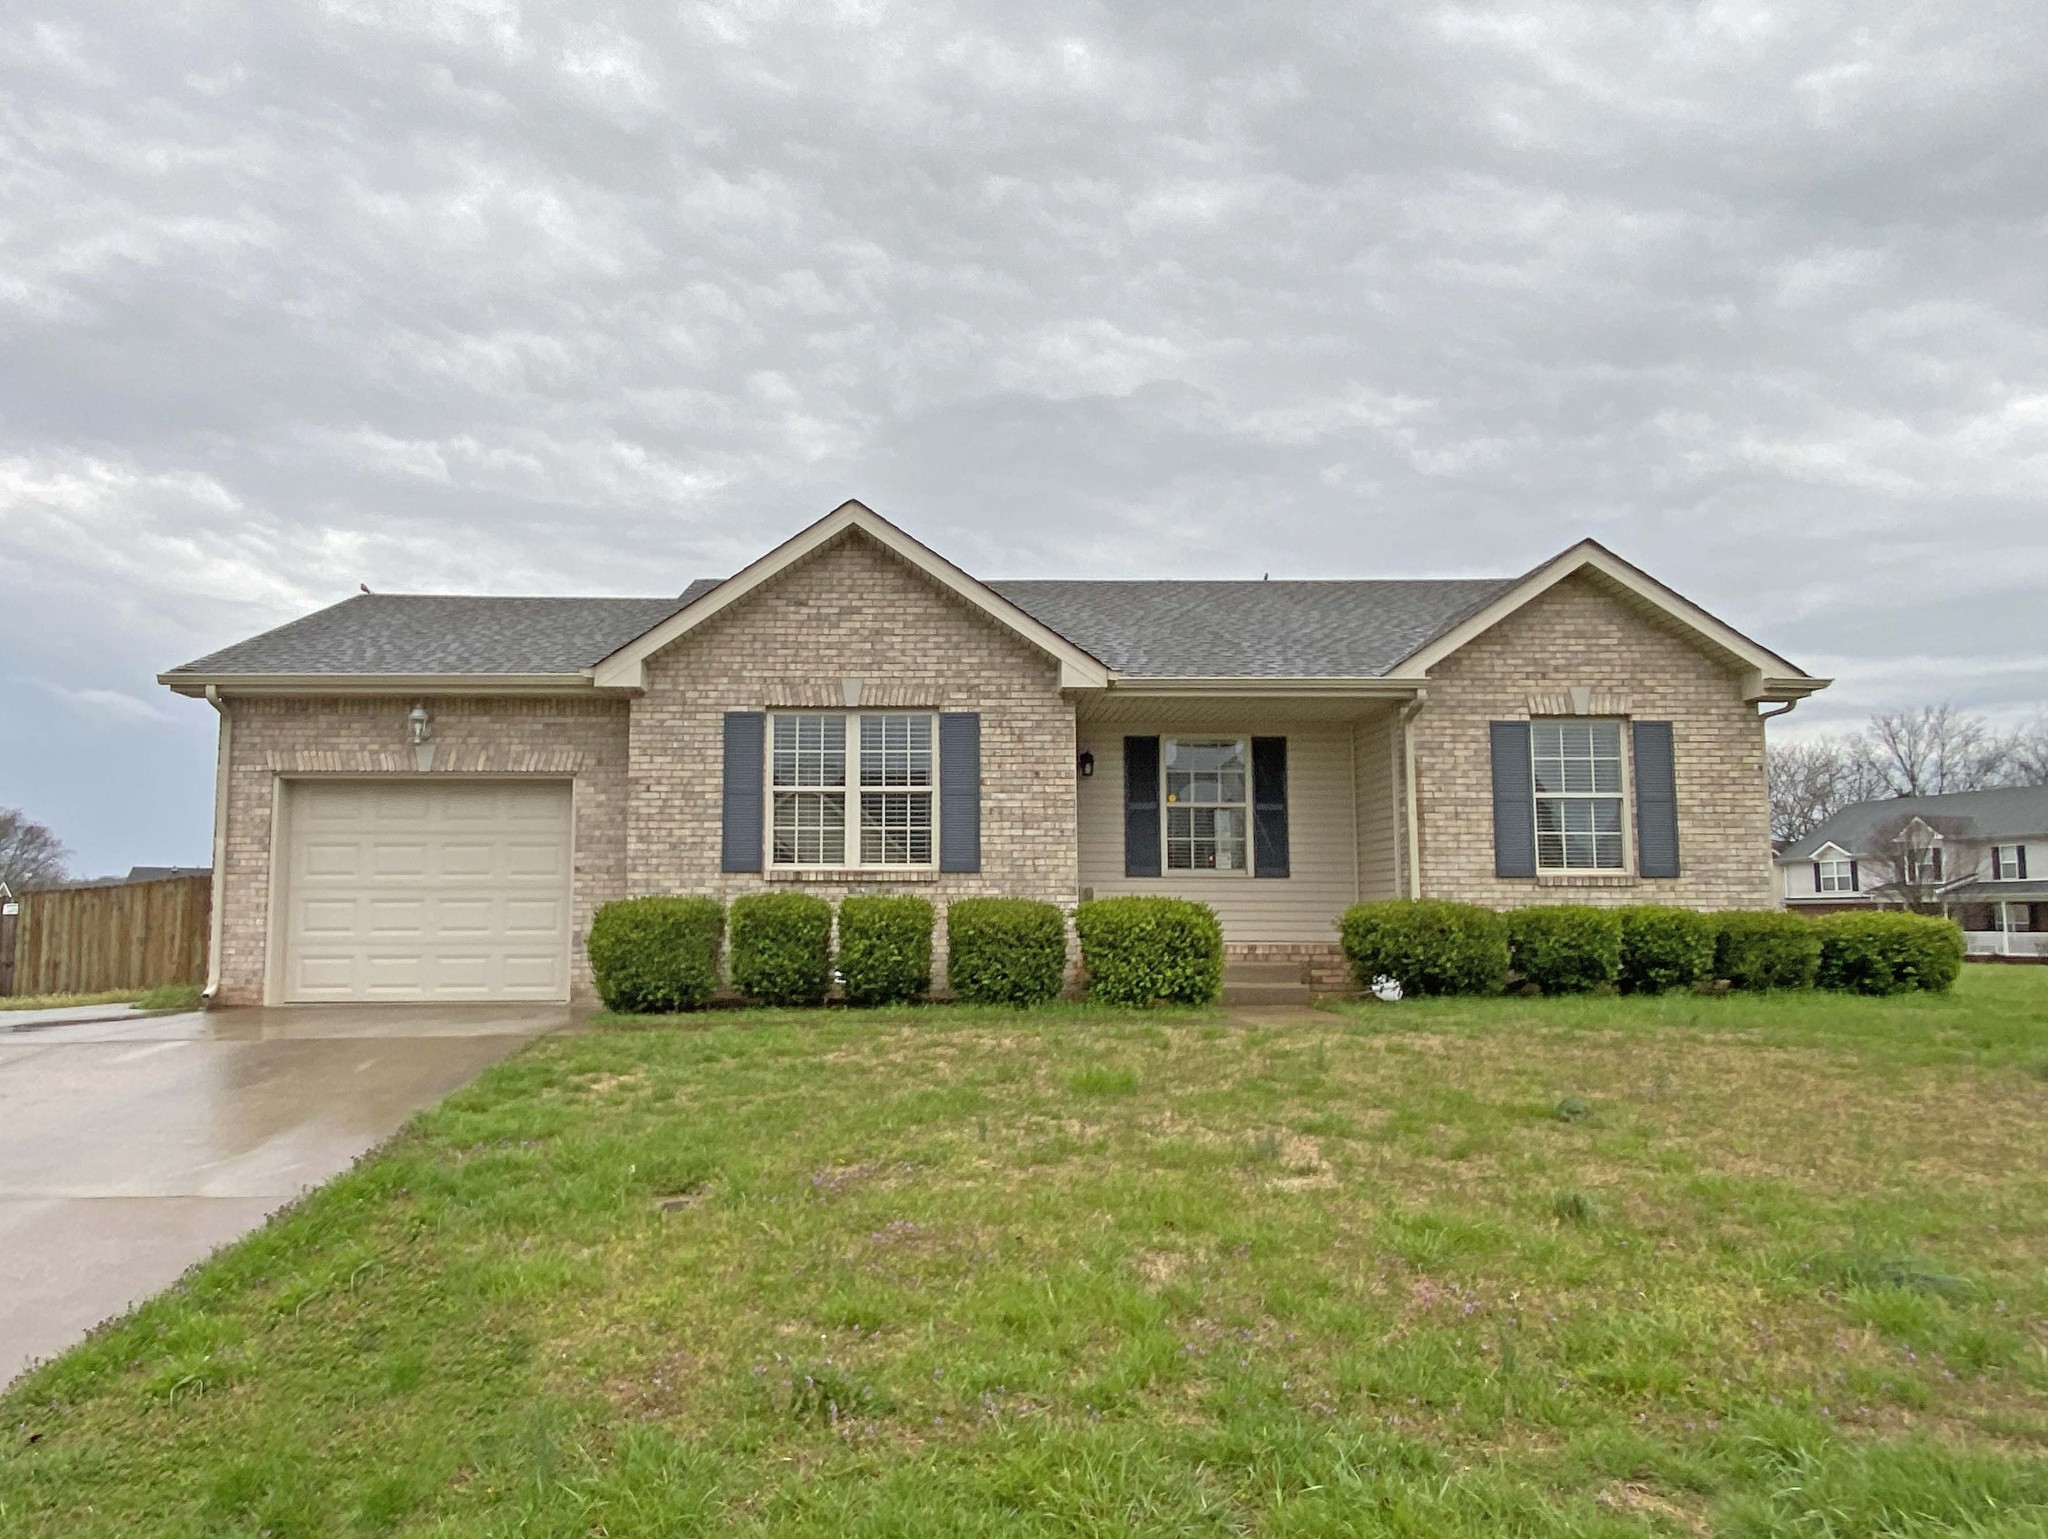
3;0;2046;869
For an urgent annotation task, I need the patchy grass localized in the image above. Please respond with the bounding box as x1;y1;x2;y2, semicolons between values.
135;983;204;1013
3;970;2045;1535
0;989;144;1014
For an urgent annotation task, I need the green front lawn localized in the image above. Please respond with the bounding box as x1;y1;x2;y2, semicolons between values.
5;971;2047;1536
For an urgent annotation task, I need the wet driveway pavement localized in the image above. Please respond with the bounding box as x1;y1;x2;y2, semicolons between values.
0;1003;569;1385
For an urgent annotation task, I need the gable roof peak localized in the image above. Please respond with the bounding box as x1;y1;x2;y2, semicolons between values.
588;499;1112;691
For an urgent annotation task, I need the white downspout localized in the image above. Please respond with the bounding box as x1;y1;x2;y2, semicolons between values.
202;685;231;1004
1398;692;1427;899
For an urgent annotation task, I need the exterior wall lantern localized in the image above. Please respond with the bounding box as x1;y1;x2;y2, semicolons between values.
409;702;435;772
1078;750;1094;778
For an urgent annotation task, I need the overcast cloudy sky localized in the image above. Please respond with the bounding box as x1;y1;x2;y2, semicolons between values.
3;1;2045;874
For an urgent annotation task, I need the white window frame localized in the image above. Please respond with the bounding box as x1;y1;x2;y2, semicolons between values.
1817;857;1854;893
1992;845;2023;881
1530;719;1630;873
1162;736;1252;876
767;711;938;870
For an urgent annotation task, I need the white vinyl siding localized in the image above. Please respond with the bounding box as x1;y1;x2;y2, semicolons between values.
1353;713;1400;900
1076;715;1372;943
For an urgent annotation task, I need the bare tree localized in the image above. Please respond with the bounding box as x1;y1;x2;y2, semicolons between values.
1855;812;1956;914
0;808;70;892
1862;704;2011;797
1767;736;1886;843
2008;711;2048;788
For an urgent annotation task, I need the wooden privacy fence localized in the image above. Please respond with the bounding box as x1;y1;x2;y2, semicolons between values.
5;875;210;997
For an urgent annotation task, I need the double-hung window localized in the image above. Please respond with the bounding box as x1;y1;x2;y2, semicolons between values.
1817;857;1854;893
770;712;934;867
1164;738;1248;871
1993;845;2025;880
1531;720;1626;871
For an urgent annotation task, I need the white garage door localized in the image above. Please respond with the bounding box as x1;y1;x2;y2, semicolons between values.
280;780;573;1003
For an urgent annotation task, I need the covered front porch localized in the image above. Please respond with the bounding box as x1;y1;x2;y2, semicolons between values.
1952;886;2048;960
1071;686;1418;971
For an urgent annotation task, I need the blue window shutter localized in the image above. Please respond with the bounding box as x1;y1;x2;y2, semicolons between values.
721;711;765;872
1489;721;1536;878
1252;736;1290;878
938;712;981;873
1632;720;1680;879
1124;736;1161;878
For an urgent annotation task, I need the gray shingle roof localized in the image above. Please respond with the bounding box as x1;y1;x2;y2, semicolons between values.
166;574;1517;681
168;594;696;677
1781;784;2048;860
987;579;1516;677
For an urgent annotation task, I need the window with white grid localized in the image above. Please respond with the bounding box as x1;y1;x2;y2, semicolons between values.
1164;738;1248;872
1531;720;1626;871
770;712;934;867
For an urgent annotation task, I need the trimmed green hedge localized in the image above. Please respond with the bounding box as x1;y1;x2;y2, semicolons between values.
946;898;1067;1006
1504;906;1623;994
1075;897;1223;1007
729;892;833;1006
837;896;934;1006
1617;905;1718;993
1815;912;1965;995
585;896;724;1013
1714;911;1821;991
1338;900;1509;997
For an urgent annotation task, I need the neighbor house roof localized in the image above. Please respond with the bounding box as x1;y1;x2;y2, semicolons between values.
1781;784;2048;861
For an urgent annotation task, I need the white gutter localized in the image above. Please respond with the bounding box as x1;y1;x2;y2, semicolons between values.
202;685;230;1005
158;671;609;698
1104;676;1426;698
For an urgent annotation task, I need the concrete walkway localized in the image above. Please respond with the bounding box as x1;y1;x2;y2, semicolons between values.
0;1003;568;1385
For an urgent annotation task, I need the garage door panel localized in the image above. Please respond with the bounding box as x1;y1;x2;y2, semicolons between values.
301;841;361;878
282;781;572;1004
370;841;430;877
504;840;567;878
502;899;562;935
501;959;564;993
435;899;496;936
438;841;497;878
367;898;427;934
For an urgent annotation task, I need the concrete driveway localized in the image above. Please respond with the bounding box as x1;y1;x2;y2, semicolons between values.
0;1002;568;1385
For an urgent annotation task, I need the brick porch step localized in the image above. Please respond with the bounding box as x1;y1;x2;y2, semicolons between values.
1219;960;1316;1009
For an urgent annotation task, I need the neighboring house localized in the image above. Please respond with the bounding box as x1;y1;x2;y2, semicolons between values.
159;501;1826;1006
1779;785;2048;957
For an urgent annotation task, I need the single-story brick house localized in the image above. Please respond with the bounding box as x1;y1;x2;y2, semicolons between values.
161;501;1827;1005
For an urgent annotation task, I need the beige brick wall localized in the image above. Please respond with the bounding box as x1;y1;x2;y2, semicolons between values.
627;530;1078;931
213;695;629;1005
1412;572;1777;910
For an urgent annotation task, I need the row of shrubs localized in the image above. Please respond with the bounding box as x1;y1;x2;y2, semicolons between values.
1339;901;1965;997
587;892;1227;1013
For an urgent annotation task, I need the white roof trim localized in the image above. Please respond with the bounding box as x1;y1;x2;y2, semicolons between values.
1810;841;1854;861
159;671;600;698
1382;539;1827;701
590;500;1112;691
